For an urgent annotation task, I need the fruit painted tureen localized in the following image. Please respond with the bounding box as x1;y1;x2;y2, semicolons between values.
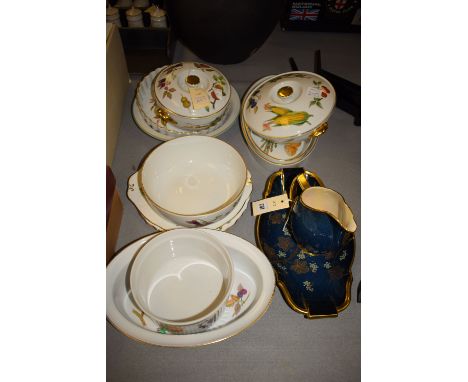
150;62;231;130
242;71;336;143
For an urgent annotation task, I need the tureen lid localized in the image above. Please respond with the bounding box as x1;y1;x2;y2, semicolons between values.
153;62;231;119
242;71;335;139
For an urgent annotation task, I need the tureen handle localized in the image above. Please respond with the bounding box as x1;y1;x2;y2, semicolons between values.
310;122;328;138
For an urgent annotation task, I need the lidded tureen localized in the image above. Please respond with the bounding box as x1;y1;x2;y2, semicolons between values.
242;71;335;143
151;62;231;130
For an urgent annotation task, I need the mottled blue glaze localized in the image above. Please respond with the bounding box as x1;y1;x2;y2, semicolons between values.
256;168;355;318
290;197;348;256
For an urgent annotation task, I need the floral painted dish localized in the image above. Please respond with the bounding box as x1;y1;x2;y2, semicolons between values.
255;168;355;318
106;230;275;347
132;84;240;141
127;171;252;231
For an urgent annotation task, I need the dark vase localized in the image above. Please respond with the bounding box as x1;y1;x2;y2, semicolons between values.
166;0;285;64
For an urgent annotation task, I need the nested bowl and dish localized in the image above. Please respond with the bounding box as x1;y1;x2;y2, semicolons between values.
130;229;234;334
139;135;248;227
144;62;231;131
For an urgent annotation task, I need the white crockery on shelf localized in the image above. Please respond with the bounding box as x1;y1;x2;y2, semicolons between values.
130;230;234;334
126;6;144;27
106;230;276;347
139;136;248;227
127;171;252;231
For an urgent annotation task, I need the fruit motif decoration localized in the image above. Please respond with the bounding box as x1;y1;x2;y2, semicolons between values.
259;139;302;157
262;103;313;131
309;80;331;109
226;284;249;317
206;74;227;111
180;96;191;108
248;89;261;113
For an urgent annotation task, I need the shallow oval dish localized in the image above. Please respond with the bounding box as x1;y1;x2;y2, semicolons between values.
139;136;248;227
242;71;335;143
106;230;276;347
152;62;231;130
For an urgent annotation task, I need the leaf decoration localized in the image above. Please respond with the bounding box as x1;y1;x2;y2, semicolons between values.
309;97;323;109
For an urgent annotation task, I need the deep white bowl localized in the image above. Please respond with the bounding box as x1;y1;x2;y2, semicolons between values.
130;229;234;334
139;136;248;227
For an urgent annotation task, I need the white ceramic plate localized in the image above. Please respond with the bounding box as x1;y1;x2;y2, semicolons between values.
106;230;276;347
133;68;240;141
127;171;252;231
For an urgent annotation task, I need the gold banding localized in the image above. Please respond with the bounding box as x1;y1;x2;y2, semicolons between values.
277;86;293;98
186;75;200;86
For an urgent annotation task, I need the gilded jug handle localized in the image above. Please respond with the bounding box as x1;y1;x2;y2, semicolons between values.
288;171;324;201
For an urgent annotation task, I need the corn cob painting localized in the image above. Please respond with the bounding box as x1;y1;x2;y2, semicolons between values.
262;103;313;131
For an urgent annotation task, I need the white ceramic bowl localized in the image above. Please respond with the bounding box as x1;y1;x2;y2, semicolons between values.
130;229;234;334
139;136;248;227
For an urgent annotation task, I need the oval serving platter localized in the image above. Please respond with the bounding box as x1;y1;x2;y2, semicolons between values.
106;230;275;347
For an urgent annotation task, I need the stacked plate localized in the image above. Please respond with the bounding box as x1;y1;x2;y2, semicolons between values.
133;62;241;141
128;135;252;231
106;230;276;346
240;71;335;166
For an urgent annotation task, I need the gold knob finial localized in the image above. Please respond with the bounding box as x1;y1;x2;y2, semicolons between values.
277;86;293;98
186;75;200;86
